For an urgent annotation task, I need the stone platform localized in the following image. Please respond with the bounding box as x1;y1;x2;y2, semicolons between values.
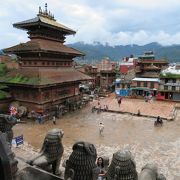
93;94;177;120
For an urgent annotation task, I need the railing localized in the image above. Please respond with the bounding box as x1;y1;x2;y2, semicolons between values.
158;85;180;92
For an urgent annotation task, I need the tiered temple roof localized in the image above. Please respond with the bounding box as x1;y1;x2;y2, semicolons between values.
4;39;84;56
2;4;91;86
4;67;91;87
13;3;75;35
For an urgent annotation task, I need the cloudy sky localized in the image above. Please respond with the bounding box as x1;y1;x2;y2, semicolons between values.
1;0;180;49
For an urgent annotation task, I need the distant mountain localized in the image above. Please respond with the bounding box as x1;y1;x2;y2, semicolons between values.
67;42;180;63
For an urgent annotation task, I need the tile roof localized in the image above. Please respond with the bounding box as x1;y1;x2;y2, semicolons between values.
2;67;92;86
4;39;85;56
13;15;75;35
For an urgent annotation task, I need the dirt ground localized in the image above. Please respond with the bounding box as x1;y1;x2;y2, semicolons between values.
13;97;180;179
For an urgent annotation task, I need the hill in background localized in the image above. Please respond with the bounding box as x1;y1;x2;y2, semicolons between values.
68;42;180;63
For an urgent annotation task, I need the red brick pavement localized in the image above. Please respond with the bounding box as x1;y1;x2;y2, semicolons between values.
92;94;176;119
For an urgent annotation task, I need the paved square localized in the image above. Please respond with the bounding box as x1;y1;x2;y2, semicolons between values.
94;94;176;119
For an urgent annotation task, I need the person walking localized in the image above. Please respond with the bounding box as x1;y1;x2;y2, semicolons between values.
53;116;56;125
99;122;104;135
137;109;141;116
37;115;42;124
118;97;122;107
105;105;108;111
98;100;100;106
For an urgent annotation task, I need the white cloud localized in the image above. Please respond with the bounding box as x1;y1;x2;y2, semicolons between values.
67;30;180;46
116;0;180;9
1;0;180;48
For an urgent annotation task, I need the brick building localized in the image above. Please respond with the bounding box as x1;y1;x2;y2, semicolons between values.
131;77;159;97
2;5;91;114
97;58;116;91
157;64;180;101
77;64;99;88
135;51;168;78
119;56;137;74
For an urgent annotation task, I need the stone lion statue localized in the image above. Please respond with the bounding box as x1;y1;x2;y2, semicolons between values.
0;114;18;144
139;163;166;180
0;132;18;179
27;128;64;175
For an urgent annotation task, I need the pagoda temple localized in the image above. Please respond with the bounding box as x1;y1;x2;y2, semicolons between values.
3;4;91;115
135;51;169;78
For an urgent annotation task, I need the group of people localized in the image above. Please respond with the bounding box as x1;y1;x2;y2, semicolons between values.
91;100;109;113
144;93;153;102
36;115;57;125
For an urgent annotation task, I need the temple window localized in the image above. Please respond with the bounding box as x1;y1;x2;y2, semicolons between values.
44;92;50;100
150;82;154;89
32;92;37;99
23;91;28;98
58;89;68;96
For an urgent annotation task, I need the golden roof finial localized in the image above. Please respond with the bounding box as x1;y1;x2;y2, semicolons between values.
45;3;48;14
38;3;56;20
39;6;42;14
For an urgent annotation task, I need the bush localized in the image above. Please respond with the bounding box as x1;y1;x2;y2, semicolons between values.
160;73;180;79
0;63;7;76
0;90;10;99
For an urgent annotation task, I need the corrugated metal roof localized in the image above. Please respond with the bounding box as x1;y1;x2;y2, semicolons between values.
132;77;160;82
120;62;134;66
130;87;157;91
162;66;180;75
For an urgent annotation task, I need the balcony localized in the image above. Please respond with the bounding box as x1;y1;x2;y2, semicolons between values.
159;85;180;92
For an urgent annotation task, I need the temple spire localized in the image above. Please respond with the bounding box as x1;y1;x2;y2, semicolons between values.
38;3;55;20
45;3;48;14
39;6;41;14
